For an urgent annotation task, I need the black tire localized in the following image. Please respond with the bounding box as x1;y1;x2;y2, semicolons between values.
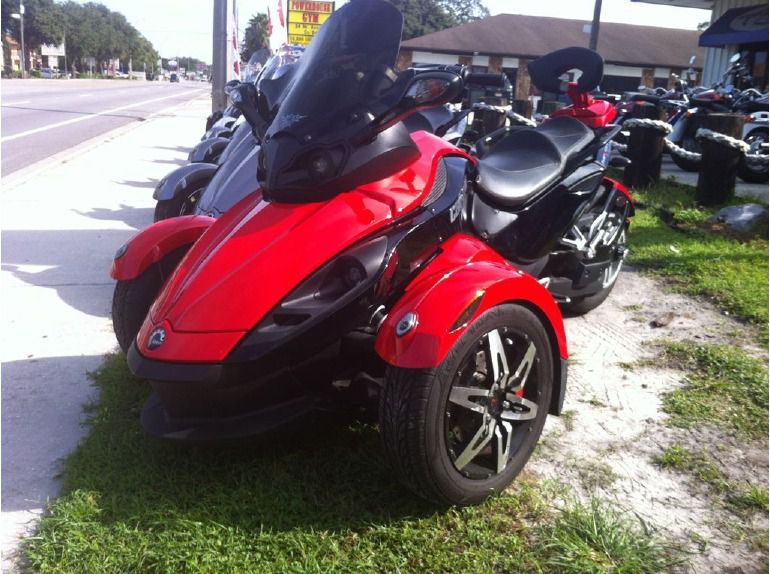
153;186;205;222
560;226;627;316
111;245;190;353
379;304;553;506
737;129;769;184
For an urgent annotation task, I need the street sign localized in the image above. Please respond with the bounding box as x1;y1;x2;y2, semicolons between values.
286;1;334;46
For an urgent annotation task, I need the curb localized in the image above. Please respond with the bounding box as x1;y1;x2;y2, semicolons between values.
2;92;211;192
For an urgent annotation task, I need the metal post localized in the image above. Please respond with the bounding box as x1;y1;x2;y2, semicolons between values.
212;0;228;112
19;3;26;78
589;0;602;51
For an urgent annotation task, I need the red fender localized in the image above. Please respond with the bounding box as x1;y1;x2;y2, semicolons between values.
375;234;568;369
110;215;215;281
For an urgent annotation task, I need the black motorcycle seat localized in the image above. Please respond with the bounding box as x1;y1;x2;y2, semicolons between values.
536;116;595;157
475;116;594;208
627;93;661;104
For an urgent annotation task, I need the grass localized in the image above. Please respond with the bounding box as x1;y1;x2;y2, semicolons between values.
24;355;680;573
562;409;577;431
655;341;769;438
572;459;620;491
626;178;768;342
655;444;727;490
656;444;768;516
728;485;770;513
534;497;680;574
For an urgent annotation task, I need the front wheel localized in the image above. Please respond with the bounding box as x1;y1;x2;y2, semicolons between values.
111;245;190;353
737;129;768;184
379;304;553;506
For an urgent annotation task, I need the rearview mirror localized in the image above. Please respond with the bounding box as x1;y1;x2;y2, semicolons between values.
369;71;463;136
224;79;240;95
730;53;741;64
404;72;463;107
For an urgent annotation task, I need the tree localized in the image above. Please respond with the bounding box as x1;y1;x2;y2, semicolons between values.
2;0;63;71
241;13;269;61
56;1;159;75
388;0;455;40
438;0;489;23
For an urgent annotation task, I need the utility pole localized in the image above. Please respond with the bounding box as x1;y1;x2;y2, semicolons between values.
589;0;602;51
212;0;228;112
18;3;26;78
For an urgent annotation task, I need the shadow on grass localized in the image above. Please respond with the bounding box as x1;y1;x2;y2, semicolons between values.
62;354;438;535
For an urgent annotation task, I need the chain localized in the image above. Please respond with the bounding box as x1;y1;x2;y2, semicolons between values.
623;118;673;134
664;139;702;162
471;103;537;127
695;128;751;153
508;111;537;127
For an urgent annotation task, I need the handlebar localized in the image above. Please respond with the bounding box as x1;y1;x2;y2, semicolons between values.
229;83;267;139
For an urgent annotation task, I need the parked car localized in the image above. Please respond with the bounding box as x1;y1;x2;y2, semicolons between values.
114;71;129;79
41;67;60;79
169;73;179;83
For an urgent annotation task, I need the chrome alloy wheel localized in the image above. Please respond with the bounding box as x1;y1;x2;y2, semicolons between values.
601;228;628;289
445;327;540;479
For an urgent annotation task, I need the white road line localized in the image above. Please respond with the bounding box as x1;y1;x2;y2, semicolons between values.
79;94;95;98
3;101;31;106
0;90;205;143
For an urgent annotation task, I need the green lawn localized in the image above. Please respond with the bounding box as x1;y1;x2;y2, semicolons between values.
626;178;768;342
657;341;769;438
25;356;676;574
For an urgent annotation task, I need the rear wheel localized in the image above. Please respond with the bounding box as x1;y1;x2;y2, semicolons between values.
111;246;190;353
153;186;205;222
561;226;628;316
379;304;552;505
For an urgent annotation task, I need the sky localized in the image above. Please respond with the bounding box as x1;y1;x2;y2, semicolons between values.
87;0;713;63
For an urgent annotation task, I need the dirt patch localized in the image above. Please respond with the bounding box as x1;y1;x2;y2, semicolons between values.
529;267;769;574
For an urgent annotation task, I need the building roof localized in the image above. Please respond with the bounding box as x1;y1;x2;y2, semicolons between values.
401;14;705;69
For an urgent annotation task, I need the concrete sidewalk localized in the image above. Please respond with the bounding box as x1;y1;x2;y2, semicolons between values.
1;93;210;569
660;156;768;203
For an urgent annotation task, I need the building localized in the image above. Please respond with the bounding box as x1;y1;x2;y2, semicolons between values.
3;35;21;74
399;14;705;100
40;43;65;71
634;0;768;90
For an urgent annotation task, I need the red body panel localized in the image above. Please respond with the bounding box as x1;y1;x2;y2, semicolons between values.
375;234;568;369
137;132;473;363
110;215;215;280
136;319;246;364
551;82;616;128
603;177;634;206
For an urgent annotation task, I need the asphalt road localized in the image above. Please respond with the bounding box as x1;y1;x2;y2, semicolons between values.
1;79;208;176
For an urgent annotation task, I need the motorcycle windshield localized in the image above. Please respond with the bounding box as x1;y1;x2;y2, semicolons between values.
265;0;402;142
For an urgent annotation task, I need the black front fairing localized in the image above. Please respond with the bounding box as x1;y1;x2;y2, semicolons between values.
258;0;418;203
